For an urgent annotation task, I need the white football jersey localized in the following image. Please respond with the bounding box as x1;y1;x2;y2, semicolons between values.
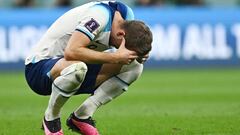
25;1;134;65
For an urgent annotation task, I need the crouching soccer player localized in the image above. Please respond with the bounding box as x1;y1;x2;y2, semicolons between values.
25;1;152;135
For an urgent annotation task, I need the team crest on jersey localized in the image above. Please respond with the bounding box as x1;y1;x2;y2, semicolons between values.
84;18;100;33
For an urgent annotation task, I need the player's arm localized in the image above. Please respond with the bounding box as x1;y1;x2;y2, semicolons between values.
64;31;137;65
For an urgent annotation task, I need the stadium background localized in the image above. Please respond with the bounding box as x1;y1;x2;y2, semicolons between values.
0;0;240;134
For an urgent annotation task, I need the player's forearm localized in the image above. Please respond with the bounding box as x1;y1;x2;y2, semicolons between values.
64;47;118;64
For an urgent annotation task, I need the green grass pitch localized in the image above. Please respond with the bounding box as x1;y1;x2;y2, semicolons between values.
0;68;240;135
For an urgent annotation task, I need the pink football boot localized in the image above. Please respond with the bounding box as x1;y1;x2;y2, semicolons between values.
42;117;64;135
66;113;99;135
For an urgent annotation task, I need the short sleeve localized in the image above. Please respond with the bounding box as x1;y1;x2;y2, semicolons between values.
76;5;110;40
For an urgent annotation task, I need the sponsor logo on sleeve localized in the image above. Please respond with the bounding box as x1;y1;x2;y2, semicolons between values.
84;18;100;33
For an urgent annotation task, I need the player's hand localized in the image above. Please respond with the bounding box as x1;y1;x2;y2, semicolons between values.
114;38;138;65
136;53;149;64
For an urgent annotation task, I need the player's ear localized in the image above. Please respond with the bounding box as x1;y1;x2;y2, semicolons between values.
116;30;125;40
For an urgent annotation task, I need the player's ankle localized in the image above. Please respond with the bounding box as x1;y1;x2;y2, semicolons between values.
73;112;90;120
44;111;60;121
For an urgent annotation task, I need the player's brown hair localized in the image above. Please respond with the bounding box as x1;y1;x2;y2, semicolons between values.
121;20;153;56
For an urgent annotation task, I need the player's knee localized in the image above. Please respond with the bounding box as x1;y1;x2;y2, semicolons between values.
117;60;143;85
60;62;88;82
53;62;88;97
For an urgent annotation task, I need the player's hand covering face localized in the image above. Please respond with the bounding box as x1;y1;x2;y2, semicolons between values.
115;38;138;65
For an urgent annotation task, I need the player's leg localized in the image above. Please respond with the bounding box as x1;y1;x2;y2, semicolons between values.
43;58;88;134
77;60;143;118
67;60;143;134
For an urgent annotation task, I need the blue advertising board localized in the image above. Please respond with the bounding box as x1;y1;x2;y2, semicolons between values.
0;7;240;69
134;7;240;67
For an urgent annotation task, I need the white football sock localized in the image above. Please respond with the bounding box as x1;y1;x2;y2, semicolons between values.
74;60;143;119
45;62;87;121
74;76;127;119
74;97;99;119
45;88;68;121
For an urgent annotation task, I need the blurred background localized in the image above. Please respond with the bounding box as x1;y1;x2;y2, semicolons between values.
0;0;240;69
1;0;240;7
0;0;240;135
